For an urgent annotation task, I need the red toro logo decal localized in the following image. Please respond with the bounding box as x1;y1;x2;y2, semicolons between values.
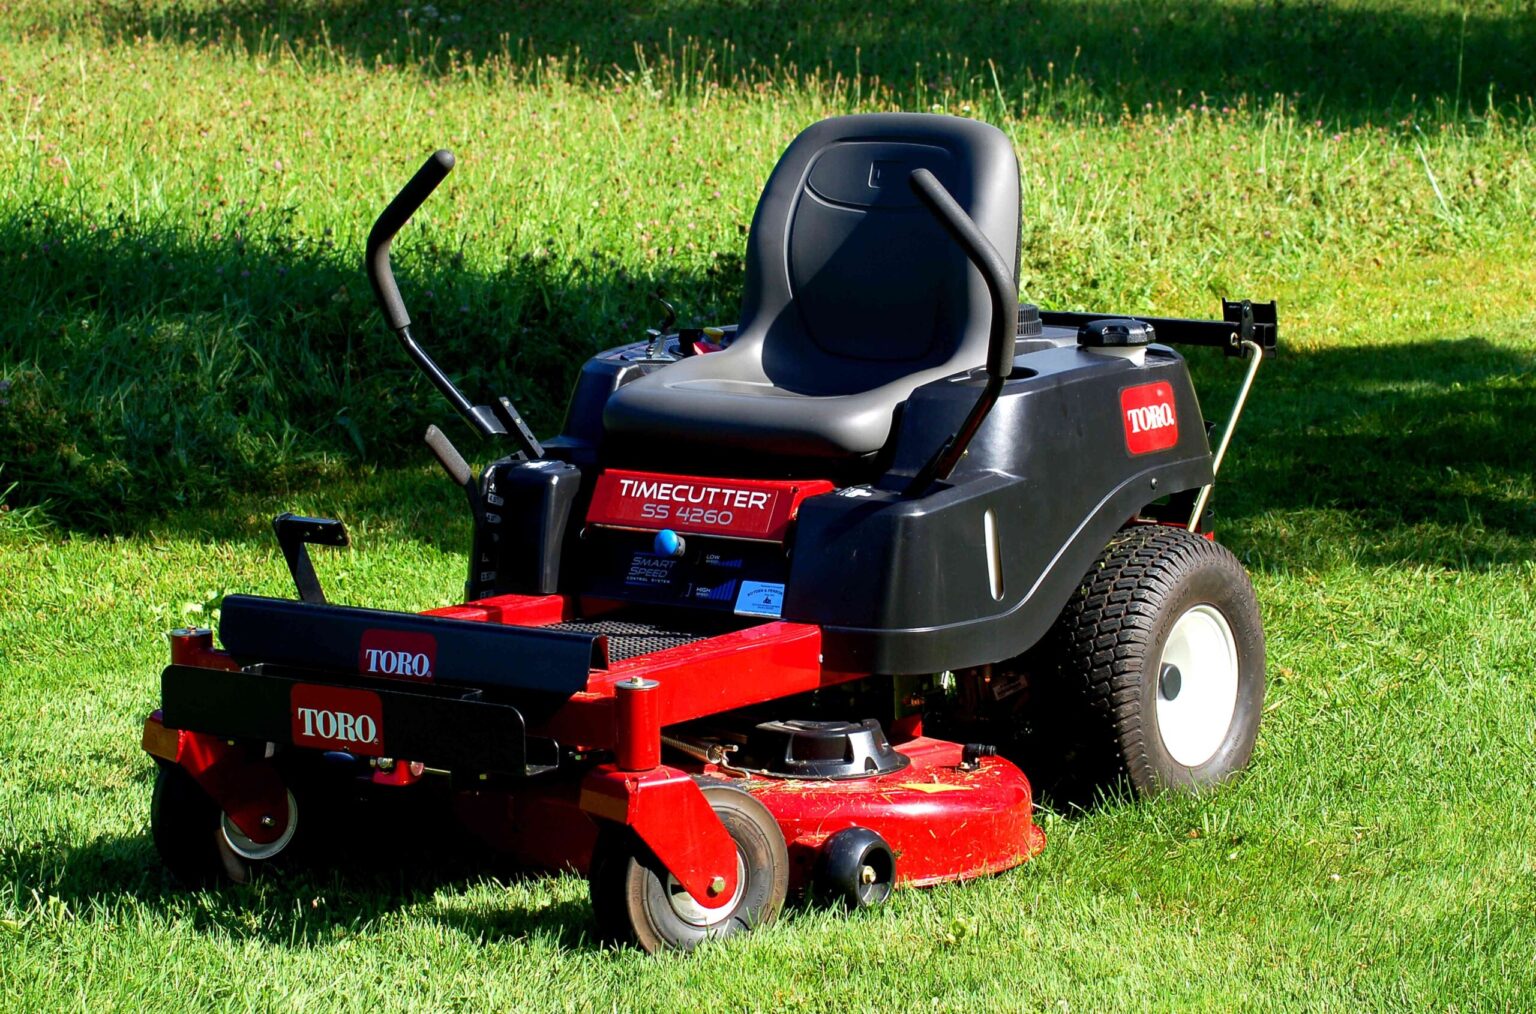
1120;381;1179;455
359;629;436;680
291;684;384;756
586;470;833;541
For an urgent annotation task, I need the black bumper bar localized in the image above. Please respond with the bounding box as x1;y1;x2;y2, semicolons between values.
219;594;604;695
161;664;550;776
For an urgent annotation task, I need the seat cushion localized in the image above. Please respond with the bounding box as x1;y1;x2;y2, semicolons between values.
602;347;938;458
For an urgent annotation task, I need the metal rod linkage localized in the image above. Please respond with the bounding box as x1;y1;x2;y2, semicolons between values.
1188;338;1265;531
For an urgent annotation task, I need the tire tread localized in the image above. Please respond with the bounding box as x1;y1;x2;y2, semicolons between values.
1034;525;1262;798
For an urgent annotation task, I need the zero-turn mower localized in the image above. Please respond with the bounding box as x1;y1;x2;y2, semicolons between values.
140;114;1275;952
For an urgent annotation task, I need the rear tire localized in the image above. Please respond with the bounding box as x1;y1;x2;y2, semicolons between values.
1028;526;1265;802
588;782;788;952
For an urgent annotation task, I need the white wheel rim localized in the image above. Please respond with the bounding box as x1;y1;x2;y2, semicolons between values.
1155;604;1240;768
664;853;746;929
220;790;298;861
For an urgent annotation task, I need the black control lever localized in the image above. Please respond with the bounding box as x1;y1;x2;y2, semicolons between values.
366;150;455;333
365;150;544;458
904;168;1018;496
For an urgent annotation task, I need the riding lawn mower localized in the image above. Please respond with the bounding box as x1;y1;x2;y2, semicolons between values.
139;113;1276;952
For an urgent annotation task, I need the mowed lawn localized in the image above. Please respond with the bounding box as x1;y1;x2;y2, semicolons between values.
3;1;1536;1009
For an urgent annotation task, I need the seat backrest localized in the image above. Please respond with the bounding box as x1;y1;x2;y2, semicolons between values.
736;114;1020;394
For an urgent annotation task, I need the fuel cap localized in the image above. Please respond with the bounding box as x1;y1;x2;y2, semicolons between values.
1016;303;1042;337
1078;317;1155;348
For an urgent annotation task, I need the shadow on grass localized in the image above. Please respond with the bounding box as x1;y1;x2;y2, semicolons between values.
4;212;1533;567
3;784;602;950
0;206;740;530
138;462;472;549
1192;335;1536;569
48;0;1536;123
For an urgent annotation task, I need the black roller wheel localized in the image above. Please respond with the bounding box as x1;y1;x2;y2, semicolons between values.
1027;526;1265;803
813;827;895;909
150;763;299;887
588;782;788;953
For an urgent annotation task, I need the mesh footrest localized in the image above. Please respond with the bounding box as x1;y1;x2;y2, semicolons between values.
546;617;745;663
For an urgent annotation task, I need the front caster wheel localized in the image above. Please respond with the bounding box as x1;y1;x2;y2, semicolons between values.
150;763;298;887
1030;526;1266;802
588;782;788;953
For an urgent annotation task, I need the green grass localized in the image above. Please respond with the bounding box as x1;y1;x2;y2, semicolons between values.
4;0;1535;527
3;0;1536;1009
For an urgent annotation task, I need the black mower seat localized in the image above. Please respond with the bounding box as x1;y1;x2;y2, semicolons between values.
603;113;1021;459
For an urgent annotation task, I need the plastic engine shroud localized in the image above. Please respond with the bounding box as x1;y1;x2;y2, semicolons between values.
742;719;911;779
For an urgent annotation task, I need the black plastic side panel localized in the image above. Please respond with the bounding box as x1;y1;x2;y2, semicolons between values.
546;346;662;469
467;459;581;599
785;346;1214;674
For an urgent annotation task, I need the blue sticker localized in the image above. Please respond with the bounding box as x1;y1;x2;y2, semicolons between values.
734;581;785;619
